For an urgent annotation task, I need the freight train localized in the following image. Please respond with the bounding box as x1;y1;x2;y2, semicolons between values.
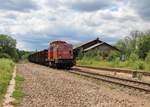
28;41;75;69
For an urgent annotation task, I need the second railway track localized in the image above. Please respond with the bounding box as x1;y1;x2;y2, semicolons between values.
70;68;150;93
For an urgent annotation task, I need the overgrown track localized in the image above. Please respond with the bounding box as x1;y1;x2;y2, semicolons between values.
70;68;150;93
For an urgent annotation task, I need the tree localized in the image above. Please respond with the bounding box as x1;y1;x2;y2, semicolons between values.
17;49;30;60
0;34;16;48
145;51;150;63
138;32;150;59
0;34;18;61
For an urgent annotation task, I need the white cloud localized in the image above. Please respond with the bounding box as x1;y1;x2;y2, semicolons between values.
0;0;39;12
129;0;150;20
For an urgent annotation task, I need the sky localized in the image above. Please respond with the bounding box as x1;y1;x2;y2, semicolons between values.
0;0;150;51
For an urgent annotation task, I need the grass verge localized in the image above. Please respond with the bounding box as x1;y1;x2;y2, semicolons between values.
0;58;15;106
12;75;25;106
77;58;150;72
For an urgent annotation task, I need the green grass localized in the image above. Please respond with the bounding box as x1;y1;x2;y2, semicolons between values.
0;58;15;105
77;57;150;72
12;75;25;105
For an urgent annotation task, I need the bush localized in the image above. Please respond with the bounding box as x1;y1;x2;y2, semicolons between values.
111;58;120;67
145;51;150;71
108;51;120;61
138;61;145;70
145;51;150;63
129;53;139;62
0;53;11;58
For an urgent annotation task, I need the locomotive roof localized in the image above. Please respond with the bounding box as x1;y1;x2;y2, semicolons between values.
50;41;66;44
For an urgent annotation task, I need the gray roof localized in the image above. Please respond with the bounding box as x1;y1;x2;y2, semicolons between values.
73;38;120;52
84;42;104;52
73;38;100;49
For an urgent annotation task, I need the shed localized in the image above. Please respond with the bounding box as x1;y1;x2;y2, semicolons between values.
73;38;120;57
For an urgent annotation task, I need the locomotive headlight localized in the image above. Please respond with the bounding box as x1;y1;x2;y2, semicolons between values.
58;53;62;57
59;54;62;58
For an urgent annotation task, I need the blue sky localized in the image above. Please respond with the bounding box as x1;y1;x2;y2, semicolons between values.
0;0;150;51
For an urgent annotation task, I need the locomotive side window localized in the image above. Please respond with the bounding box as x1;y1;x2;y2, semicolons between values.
53;47;58;51
49;47;53;51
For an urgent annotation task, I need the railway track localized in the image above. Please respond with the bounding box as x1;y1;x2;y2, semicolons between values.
76;65;150;77
70;68;150;93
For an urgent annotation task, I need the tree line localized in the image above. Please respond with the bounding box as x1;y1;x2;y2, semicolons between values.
0;30;150;69
116;30;150;60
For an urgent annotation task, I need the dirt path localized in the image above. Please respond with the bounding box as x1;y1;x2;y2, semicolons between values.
17;63;150;107
3;66;16;107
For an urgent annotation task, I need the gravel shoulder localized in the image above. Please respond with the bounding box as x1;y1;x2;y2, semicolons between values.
17;63;150;107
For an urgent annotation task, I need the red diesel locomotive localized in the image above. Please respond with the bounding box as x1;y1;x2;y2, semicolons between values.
28;41;75;69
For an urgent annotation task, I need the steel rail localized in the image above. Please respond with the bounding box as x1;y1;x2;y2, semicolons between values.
70;68;150;93
73;68;150;86
76;65;150;76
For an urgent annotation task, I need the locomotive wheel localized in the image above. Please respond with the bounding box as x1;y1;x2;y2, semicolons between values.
49;62;56;68
66;67;71;70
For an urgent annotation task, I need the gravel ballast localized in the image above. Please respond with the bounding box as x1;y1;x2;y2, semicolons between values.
17;63;150;107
